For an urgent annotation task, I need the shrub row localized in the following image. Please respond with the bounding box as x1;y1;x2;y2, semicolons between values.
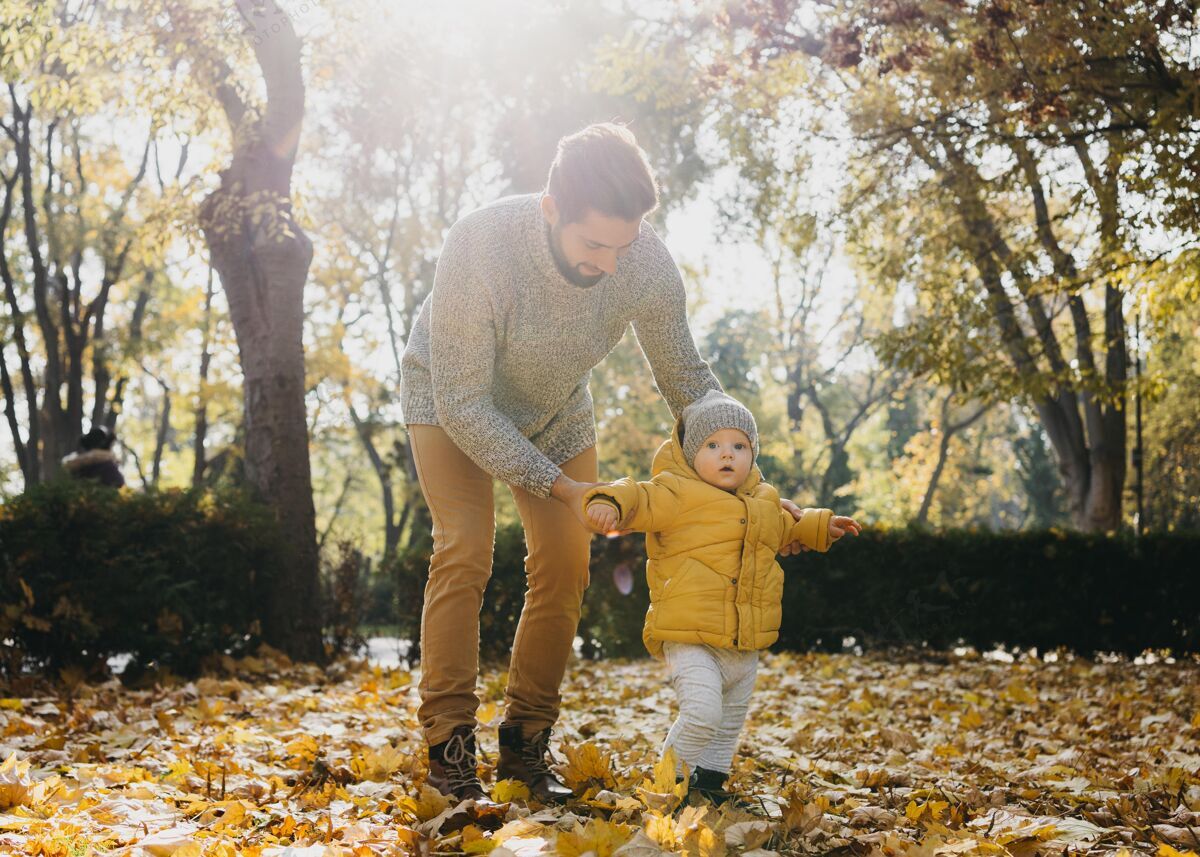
0;481;283;679
392;525;1200;660
4;479;1196;682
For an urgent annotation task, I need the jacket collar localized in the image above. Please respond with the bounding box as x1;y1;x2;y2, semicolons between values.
61;449;118;471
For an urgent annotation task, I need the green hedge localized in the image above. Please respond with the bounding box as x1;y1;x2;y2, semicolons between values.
776;529;1200;654
6;485;1194;682
385;524;652;664
392;526;1200;661
0;481;285;678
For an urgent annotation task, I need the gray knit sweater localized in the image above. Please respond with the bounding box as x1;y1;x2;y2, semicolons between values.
401;193;719;498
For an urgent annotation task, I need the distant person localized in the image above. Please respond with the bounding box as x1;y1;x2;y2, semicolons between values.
62;426;126;488
584;391;862;808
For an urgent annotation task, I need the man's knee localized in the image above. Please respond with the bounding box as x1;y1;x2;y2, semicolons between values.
524;544;591;595
428;536;493;594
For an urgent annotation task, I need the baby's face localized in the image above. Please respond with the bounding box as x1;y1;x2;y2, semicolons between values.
692;428;753;491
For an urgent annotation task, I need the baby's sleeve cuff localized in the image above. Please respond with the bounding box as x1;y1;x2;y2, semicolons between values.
583;490;623;521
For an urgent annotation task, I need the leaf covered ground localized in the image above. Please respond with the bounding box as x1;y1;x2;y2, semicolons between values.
1;648;1199;857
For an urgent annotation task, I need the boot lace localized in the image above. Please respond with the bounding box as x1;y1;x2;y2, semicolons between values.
441;731;481;794
521;728;557;778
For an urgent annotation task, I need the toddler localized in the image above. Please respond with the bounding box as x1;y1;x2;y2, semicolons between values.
583;390;860;807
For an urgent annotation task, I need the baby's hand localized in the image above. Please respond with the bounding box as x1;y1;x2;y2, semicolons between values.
586;503;619;533
829;515;862;543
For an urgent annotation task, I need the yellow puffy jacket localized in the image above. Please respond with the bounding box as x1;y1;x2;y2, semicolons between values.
583;421;833;658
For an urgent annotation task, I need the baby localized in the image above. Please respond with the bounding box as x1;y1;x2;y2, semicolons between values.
583;390;860;807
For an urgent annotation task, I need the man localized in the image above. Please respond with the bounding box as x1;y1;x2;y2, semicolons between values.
401;123;807;806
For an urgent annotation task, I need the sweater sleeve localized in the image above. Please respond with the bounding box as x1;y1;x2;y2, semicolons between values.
630;234;721;419
583;474;685;533
429;224;563;497
778;506;834;553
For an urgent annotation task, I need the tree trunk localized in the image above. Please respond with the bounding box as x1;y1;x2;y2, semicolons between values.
196;1;322;662
912;131;1127;532
192;263;215;488
915;395;991;527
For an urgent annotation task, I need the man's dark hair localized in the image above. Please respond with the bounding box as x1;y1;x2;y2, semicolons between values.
545;123;659;224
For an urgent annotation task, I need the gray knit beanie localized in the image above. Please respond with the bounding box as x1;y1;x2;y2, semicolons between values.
680;390;759;467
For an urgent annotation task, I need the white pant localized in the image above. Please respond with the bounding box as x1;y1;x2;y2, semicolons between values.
661;642;759;775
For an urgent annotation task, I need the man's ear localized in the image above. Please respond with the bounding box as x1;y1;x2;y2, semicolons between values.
541;193;560;228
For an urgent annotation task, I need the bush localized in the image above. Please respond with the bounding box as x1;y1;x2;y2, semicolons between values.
384;522;651;665
776;528;1200;655
0;481;287;679
387;526;1200;660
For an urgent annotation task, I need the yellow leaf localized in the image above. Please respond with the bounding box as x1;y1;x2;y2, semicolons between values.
1159;846;1200;857
645;811;681;850
286;734;320;763
960;708;984;729
463;824;499;853
493;779;531;803
410;783;451;821
648;747;683;794
556;819;633;857
560;742;617;790
0;753;32;809
1003;681;1037;705
0;700;23;712
477;702;501;726
350;744;408;782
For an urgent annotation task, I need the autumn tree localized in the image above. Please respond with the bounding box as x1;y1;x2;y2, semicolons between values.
151;0;324;660
713;0;1199;531
0;3;172;487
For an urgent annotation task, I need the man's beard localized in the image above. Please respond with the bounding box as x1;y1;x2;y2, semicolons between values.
548;224;605;289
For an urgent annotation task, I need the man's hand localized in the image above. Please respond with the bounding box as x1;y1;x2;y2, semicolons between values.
779;498;811;555
586;503;619;533
829;515;863;543
551;474;607;533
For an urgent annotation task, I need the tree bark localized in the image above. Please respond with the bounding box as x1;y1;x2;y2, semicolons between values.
196;0;322;662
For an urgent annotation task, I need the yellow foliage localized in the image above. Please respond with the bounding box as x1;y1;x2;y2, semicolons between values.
350;744;407;782
560;741;617;790
0;753;32;809
555;819;634;857
492;779;531;803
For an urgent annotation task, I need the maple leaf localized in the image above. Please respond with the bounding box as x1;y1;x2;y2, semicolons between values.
350;743;407;782
560;741;618;790
556;819;634;857
0;753;32;809
636;747;689;812
492;778;531;803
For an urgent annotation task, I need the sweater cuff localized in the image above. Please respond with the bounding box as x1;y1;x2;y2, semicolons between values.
527;460;563;499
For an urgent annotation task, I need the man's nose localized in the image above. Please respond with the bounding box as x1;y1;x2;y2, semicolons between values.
596;252;618;275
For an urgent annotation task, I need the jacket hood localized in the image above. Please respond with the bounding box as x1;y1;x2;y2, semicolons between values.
61;449;118;472
652;417;762;495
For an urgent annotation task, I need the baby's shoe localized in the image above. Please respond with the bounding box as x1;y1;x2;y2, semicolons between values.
687;767;760;813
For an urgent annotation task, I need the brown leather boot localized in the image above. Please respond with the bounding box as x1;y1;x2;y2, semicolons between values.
427;726;489;801
426;726;505;831
496;724;573;805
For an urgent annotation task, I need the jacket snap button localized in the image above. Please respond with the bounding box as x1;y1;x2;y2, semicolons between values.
739;518;746;524
731;578;737;585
